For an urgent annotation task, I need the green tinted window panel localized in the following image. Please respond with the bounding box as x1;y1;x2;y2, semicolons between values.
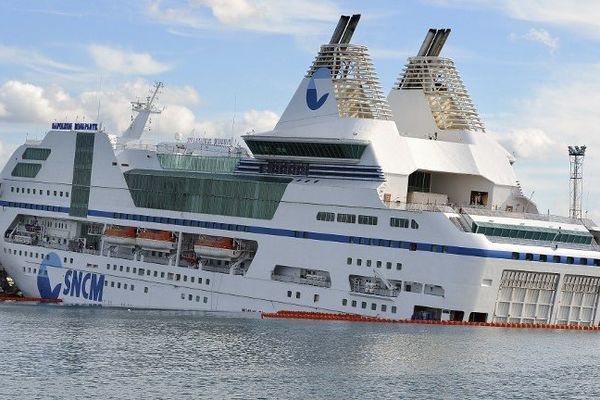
245;140;367;160
124;169;290;220
69;132;95;217
158;154;241;173
22;148;51;160
11;162;41;177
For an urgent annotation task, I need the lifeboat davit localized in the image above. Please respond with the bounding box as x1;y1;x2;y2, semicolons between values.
194;237;240;260
103;226;137;246
136;229;176;250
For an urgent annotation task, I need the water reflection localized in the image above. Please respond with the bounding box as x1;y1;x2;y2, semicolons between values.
1;304;599;399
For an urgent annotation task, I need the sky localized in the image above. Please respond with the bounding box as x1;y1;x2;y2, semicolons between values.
1;0;600;219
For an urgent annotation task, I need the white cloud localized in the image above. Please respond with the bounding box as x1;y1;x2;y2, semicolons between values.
0;79;277;146
148;0;340;36
493;128;561;160
431;0;600;39
489;63;600;215
0;138;16;170
515;28;559;53
0;44;84;79
88;45;171;75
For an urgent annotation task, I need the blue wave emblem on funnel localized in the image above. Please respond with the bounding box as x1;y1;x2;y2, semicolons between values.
306;67;331;110
37;252;63;299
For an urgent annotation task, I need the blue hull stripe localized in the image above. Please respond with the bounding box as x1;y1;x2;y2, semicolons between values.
1;199;598;267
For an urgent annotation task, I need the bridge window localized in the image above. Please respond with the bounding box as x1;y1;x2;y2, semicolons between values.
245;139;367;160
23;147;51;160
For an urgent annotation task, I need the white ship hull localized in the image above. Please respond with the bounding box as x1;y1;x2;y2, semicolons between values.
2;19;600;328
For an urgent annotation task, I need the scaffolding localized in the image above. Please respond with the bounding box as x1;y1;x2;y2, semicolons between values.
305;14;392;121
394;29;485;132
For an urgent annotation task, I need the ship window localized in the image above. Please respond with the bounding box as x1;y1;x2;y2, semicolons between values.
391;306;397;314
371;303;377;311
409;243;417;251
580;258;588;265
512;252;519;260
110;282;115;287
358;215;378;225
411;220;419;229
525;253;533;261
295;291;300;299
356;259;362;266
386;262;392;269
361;302;367;309
408;171;431;193
351;300;357;307
287;291;292;297
376;261;382;268
390;218;409;228
203;297;208;303
347;257;352;265
144;287;148;293
147;270;151;276
206;279;210;285
337;213;356;224
539;255;547;262
196;296;200;302
124;283;128;290
553;255;561;263
188;294;192;301
366;260;372;267
396;263;402;270
154;271;158;277
167;273;174;280
316;211;335;222
567;257;574;264
180;293;185;300
342;298;347;306
175;274;181;281
183;275;188;282
595;259;600;266
104;280;108;287
314;294;319;303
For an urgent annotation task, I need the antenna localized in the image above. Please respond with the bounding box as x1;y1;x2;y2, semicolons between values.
96;74;103;122
231;94;237;142
117;81;164;144
568;145;586;219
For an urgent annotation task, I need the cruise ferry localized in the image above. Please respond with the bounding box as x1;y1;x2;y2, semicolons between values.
2;15;600;326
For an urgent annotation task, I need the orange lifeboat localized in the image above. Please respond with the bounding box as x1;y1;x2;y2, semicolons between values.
103;226;137;246
136;229;176;250
194;236;240;260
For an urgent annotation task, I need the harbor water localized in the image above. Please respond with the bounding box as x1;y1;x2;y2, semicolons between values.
1;303;599;399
